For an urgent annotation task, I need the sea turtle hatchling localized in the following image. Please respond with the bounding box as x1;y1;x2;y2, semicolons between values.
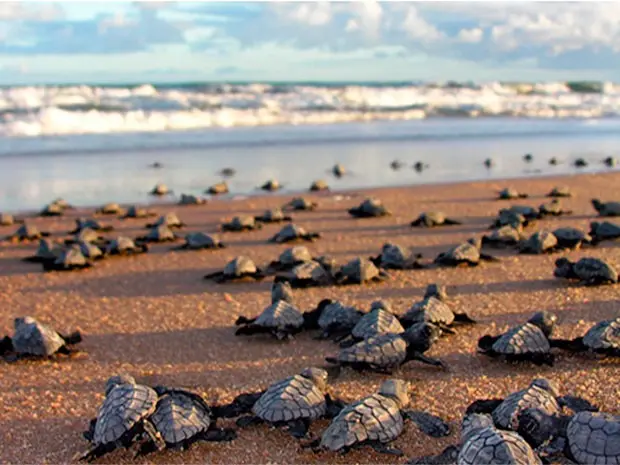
458;426;542;465
0;213;23;226
135;225;178;243
589;221;620;244
410;211;461;227
554;257;618;285
302;299;364;341
592;199;620;217
65;228;106;246
135;386;236;457
254;208;292;224
204;256;265;283
434;238;499;267
497;187;529;200
221;216;262;232
41;245;94;272
550;317;620;357
273;260;335;288
334;257;389;285
477;311;557;366
75;241;104;260
546;186;572;198
178;194;207;205
234;300;308;340
39;202;65;217
260;179;281;192
552;227;592;250
348;198;391;218
77;375;161;462
22;238;62;263
268;224;321;244
326;322;446;374
150;183;171;196
518;230;559;255
266;246;314;273
505;205;540;220
145;212;185;229
337;303;404;347
489;209;529;229
95;203;124;215
399;297;476;334
538;199;573;217
482;225;525;248
5;223;51;242
271;281;294;304
369;243;425;270
224;368;343;439
306;379;450;456
70;218;114;234
105;236;149;257
206;182;229;195
284;197;318;211
120;205;156;219
173;232;225;251
0;316;83;361
310;180;329;192
424;283;448;301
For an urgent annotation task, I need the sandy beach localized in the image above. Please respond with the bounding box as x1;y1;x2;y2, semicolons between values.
0;170;619;464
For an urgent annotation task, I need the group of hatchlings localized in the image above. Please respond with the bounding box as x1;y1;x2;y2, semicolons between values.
1;184;619;464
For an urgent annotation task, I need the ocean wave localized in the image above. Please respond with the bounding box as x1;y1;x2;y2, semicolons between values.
1;81;620;137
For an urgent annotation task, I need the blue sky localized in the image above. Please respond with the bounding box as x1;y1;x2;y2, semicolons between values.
1;1;619;85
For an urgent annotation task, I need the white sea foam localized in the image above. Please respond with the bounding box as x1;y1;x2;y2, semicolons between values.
1;81;619;137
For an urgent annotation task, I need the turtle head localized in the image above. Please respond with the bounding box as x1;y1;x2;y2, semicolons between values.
105;374;136;396
300;367;329;391
402;322;441;351
370;300;392;313
528;311;557;336
461;413;494;443
14;316;36;329
466;237;482;249
531;378;560;397
303;299;333;329
378;379;410;408
591;199;602;211
516;408;563;448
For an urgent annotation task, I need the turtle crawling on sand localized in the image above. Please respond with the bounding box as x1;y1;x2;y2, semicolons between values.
271;280;294;304
235;299;308;340
497;187;528;200
173;232;225;251
150;183;171;196
399;297;476;334
0;213;23;226
348;198;391;218
120;205;156;219
268;224;321;244
370;243;425;270
105;236;149;256
310;180;329;192
550;317;620;358
554;257;618;285
546;186;572;198
592;199;620;217
135;225;178;243
538;199;572;217
95;203;124;215
254;208;292;224
273;260;335;288
6;223;50;242
284;197;318;211
260;179;281;192
411;211;461;227
302;299;364;341
337;302;404;347
332;164;346;178
39;202;65;217
424;283;448;301
434;238;499;267
490;209;529;229
0;316;82;361
70;218;114;234
42;245;94;272
482;224;525;248
204;256;265;283
518;230;560;255
221;216;262;232
478;311;558;366
206;182;229;195
22;238;62;263
266;246;314;273
334;257;388;285
145;212;185;229
552;227;592;250
178;194;207;206
589;221;620;244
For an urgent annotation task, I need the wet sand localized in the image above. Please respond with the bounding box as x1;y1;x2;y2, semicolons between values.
0;171;618;464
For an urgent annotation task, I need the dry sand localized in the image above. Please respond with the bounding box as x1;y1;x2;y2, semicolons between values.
0;171;619;464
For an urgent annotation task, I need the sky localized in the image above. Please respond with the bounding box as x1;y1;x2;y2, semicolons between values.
0;1;619;85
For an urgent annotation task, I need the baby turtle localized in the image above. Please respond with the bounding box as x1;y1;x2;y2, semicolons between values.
204;256;265;283
75;241;104;261
310;180;329;192
6;223;50;242
65;228;105;246
326;322;445;373
271;281;294;304
105;236;148;256
434;238;499;267
592;199;620;217
589;221;620;244
370;243;425;270
254;208;292;224
303;299;364;341
338;303;404;347
284;197;318;211
546;186;572;198
96;203;124;215
120;205;156;219
145;212;185;229
136;225;178;243
554;257;618;285
266;246;314;273
459;426;542;465
308;379;448;456
229;368;342;438
482;224;525;248
22;238;62;263
235;300;308;340
136;386;236;456
70;218;114;234
424;283;448;302
260;179;281;192
411;211;461;227
39;202;65;217
268;224;321;244
77;375;160;462
478;311;557;366
497;187;528;200
574;158;588;168
178;194;206;205
518;230;559;255
334;257;388;285
399;297;476;334
505;205;540;220
42;245;93;272
550;317;620;357
150;183;170;196
274;260;335;288
0;316;82;361
490;209;529;229
348;198;391;218
221;216;262;232
552;227;592;250
206;182;229;195
603;156;617;167
538;199;572;217
332;164;346;178
0;213;23;226
173;232;225;251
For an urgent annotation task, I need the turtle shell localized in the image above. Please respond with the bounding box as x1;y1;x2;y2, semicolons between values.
573;258;618;283
287;261;332;284
401;297;454;327
485;225;523;245
553;227;591;248
224;256;257;277
106;236;139;254
34;239;61;260
539;200;564;216
184;232;221;249
153;213;182;228
318;301;363;331
261;179;280;191
336;333;407;369
259;208;286;222
0;213;15;226
590;222;620;241
271;281;294;304
547;186;572;198
150;390;212;446
54;246;88;268
492;382;561;430
289;198;315;210
310;180;329;191
228;216;256;230
424;284;448;301
76;218;107;231
582;318;620;350
519;230;558;254
567;411;620;465
93;383;158;445
506;205;538;219
179;194;205;205
12;317;65;356
15;224;42;240
98;203;122;214
340;258;381;283
461;414;494;443
151;183;169;195
41;203;64;216
319;391;404;451
125;206;151;218
357;198;388;216
458;427;542;465
440;241;480;265
145;225;175;242
499;188;520;199
254;300;304;330
75;228;101;243
351;308;404;340
379;243;410;268
279;246;313;266
270;224;308;243
207;182;229;194
76;241;103;259
492;323;551;355
420;211;446;226
253;374;326;423
598;201;620;216
494;210;527;228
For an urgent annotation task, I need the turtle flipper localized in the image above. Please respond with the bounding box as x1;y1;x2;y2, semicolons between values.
235;324;270;336
213;391;264;418
465;398;503;415
324;394;346;418
74;444;113;463
201;427;237;442
286;418;310;438
203;271;224;281
60;331;82;345
0;336;14;356
367;441;403;456
453;312;477;324
407;445;459;465
404;410;451;437
443;218;462;225
477;334;500;353
142;419;165;452
548;337;586;352
557;395;598;413
234;316;256;326
83;418;97;442
479;252;500;262
236;415;263;428
411;352;447;369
